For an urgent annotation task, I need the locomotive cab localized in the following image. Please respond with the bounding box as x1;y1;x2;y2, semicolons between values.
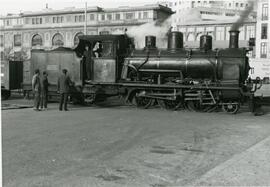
75;35;132;84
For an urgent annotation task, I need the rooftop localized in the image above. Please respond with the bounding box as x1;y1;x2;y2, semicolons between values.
178;18;256;26
1;4;174;18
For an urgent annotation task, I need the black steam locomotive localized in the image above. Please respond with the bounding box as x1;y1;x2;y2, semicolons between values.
74;30;262;114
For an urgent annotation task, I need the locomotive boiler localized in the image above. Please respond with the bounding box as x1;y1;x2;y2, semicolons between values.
118;31;258;113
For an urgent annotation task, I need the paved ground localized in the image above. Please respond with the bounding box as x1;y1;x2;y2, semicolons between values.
2;94;270;187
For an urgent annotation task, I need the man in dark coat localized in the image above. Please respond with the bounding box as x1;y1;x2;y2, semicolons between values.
57;69;73;111
40;71;49;110
32;69;41;111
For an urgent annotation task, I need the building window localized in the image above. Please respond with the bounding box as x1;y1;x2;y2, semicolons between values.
90;14;95;21
260;42;267;58
246;26;255;40
6;19;11;26
216;27;224;41
101;14;105;21
125;12;134;20
74;32;83;46
115;13;120;20
143;12;148;19
138;12;141;19
262;4;268;20
52;33;64;47
1;51;4;60
31;17;42;24
192;1;195;8
0;35;3;47
53;16;63;23
32;34;42;46
75;15;85;22
14;34;21;47
107;14;112;20
99;31;110;35
261;24;268;39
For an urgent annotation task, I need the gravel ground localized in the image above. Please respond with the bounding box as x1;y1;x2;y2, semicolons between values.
2;97;270;187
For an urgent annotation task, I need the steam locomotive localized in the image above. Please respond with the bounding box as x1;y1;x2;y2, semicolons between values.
74;30;262;114
23;30;263;114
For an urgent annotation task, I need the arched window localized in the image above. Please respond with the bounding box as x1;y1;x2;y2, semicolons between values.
52;33;64;47
74;32;83;46
32;34;43;46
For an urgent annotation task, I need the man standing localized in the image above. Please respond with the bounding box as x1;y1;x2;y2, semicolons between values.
93;41;102;58
40;71;49;110
32;69;41;111
57;69;72;111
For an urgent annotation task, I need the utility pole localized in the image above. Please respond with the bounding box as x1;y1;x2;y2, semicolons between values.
84;2;87;35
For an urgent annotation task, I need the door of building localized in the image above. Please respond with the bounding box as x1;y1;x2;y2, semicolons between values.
9;61;23;90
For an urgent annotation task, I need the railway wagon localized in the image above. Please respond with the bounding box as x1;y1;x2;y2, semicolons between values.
22;48;81;100
22;35;132;102
1;59;23;100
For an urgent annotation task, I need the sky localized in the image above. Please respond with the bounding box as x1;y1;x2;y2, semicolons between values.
0;0;159;15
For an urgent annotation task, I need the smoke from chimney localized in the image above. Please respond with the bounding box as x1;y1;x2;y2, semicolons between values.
231;1;254;31
125;16;173;49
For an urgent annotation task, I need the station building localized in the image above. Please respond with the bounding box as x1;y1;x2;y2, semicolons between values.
177;19;256;57
250;0;270;80
0;4;173;89
158;0;256;28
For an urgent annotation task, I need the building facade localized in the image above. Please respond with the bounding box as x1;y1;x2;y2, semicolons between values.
178;19;256;46
251;0;270;80
0;4;173;89
159;0;256;29
177;19;256;57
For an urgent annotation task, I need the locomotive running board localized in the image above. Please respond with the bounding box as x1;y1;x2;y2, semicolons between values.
121;83;242;91
86;82;241;91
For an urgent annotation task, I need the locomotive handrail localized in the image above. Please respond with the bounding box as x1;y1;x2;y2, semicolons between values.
137;51;150;71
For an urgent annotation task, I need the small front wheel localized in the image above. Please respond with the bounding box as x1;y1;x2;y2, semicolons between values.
222;102;240;114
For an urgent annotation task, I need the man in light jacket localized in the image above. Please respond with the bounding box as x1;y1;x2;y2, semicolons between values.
32;69;41;111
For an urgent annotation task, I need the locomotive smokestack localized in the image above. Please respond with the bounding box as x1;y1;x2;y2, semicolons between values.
145;35;156;49
167;31;183;52
200;35;212;51
229;30;240;48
